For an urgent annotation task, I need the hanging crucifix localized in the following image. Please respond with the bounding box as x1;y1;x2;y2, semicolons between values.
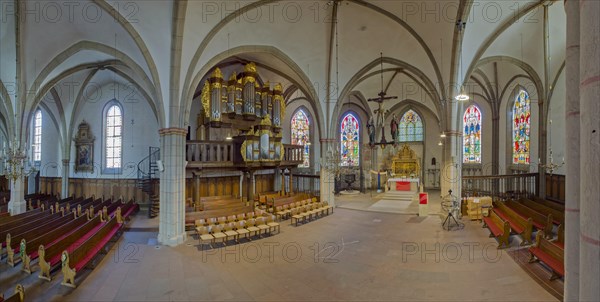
367;53;398;148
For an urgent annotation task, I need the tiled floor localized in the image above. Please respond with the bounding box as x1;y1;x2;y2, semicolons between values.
1;192;558;301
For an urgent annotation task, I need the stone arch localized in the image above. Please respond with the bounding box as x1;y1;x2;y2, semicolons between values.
181;45;322;130
26;41;164;129
334;57;443;134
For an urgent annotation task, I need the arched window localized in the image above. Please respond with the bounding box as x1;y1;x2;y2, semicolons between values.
463;105;482;163
291;109;310;168
340;113;360;167
105;103;123;171
399;109;423;142
33;110;42;162
513;90;531;164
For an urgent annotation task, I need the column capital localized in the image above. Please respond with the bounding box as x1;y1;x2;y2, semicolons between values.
158;127;188;136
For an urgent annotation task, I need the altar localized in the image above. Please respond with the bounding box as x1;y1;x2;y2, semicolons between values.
385;144;421;193
387;178;420;192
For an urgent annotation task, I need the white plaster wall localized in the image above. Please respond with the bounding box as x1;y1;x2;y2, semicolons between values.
35;107;61;177
69;83;159;179
547;71;566;175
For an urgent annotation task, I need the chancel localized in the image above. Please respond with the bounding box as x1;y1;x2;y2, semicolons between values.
0;1;598;301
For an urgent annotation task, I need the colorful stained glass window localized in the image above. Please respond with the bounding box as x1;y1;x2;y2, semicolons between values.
340;113;360;167
463;105;482;163
399;110;423;142
33;110;42;162
291;109;310;168
513;90;531;164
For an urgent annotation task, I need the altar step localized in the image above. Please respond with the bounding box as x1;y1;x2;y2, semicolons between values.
382;191;416;201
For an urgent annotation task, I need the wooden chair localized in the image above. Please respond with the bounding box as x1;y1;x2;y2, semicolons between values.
245;218;261;238
235;221;250;242
211;225;227;246
266;215;280;234
255;217;270;236
197;226;214;250
223;223;239;243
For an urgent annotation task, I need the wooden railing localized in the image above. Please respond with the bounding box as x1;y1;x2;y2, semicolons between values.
186;141;234;163
462;173;539;200
283;145;303;162
185;141;303;166
290;173;320;196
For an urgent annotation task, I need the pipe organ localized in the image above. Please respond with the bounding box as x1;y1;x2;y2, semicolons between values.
201;62;284;130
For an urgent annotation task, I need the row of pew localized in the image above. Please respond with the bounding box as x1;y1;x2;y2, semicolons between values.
482;197;565;280
0;196;139;292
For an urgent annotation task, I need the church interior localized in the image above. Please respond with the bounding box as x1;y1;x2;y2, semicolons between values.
0;0;598;301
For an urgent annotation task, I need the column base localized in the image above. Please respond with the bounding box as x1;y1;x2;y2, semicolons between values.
8;200;27;215
157;232;187;247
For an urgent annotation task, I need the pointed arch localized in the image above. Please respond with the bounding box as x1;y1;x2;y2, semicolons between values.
291;107;311;168
398;109;424;142
463;105;482;163
340;112;360;167
511;89;531;165
32;110;42;162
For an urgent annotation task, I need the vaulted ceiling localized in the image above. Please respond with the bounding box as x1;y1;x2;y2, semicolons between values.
0;0;565;141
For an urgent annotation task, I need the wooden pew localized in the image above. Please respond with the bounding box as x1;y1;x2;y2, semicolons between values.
494;202;534;245
0;207;44;227
529;231;564;280
38;215;102;281
5;210;75;266
19;213;90;274
60;216;123;288
521;198;564;225
554;224;564;249
201;198;244;211
0;210;55;248
505;199;553;238
0;284;24;302
267;194;309;211
532;197;565;212
256;191;281;205
482;210;510;249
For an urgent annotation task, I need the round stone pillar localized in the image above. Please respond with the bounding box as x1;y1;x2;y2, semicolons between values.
157;128;188;246
564;0;581;300
579;0;600;300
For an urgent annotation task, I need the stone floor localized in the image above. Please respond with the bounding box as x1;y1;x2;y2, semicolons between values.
1;192;558;301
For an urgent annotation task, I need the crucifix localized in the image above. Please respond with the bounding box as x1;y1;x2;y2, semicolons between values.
367;53;398;148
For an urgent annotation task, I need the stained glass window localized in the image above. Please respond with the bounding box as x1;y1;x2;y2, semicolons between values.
291;109;310;168
33;110;42;162
340;113;360;167
399;109;423;142
513;90;531;164
463;105;482;163
105;104;123;169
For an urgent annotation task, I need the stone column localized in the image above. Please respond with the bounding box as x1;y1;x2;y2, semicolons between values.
281;169;286;195
157;128;187;246
194;173;201;209
289;170;294;194
61;159;70;199
8;177;26;214
579;0;600;300
273;168;281;192
441;100;462;206
564;0;580;300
